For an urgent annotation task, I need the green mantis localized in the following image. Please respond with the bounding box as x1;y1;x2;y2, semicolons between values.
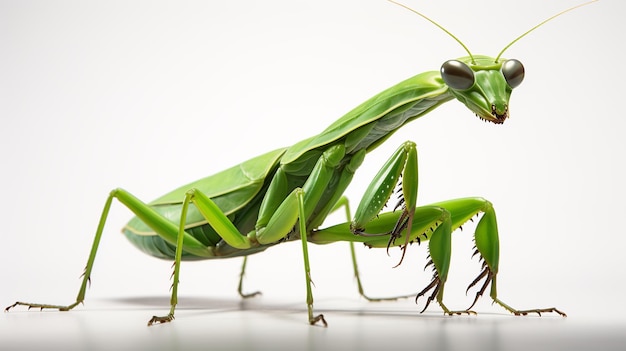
6;0;597;326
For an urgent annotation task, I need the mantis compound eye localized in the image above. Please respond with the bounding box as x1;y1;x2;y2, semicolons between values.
501;59;525;88
440;60;475;90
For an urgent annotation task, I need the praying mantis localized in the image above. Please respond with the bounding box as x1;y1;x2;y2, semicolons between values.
6;0;597;326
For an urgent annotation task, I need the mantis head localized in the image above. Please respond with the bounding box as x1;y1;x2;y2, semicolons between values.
387;0;597;124
441;56;524;124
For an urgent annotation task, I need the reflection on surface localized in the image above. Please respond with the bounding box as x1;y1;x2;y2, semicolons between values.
2;296;624;351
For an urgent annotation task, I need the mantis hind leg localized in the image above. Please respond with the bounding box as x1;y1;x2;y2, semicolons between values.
5;188;220;325
5;193;115;314
5;188;214;320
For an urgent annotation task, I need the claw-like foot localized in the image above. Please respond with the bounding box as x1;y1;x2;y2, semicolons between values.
5;301;79;312
309;314;328;327
465;265;492;311
509;307;567;317
239;291;262;299
237;256;263;299
493;297;567;317
415;276;477;315
147;313;174;326
445;309;477;316
467;266;567;317
415;275;441;313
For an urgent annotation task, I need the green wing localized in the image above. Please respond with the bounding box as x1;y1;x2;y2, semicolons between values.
125;148;286;235
125;71;449;235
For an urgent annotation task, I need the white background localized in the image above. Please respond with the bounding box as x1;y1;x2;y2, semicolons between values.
1;0;624;350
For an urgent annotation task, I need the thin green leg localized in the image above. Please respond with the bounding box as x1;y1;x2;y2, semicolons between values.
332;196;414;302
6;188;214;324
147;190;193;326
144;183;314;325
348;242;416;302
238;256;261;299
146;188;258;325
489;277;566;316
5;194;115;313
296;189;326;326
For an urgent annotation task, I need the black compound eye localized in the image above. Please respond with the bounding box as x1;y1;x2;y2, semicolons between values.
501;59;525;88
441;60;475;90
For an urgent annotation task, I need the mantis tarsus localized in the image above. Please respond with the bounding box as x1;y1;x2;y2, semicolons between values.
7;0;596;326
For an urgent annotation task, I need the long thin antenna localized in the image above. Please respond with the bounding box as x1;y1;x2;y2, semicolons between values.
387;0;475;64
495;0;599;62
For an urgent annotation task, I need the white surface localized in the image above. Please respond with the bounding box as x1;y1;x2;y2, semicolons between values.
1;0;624;350
3;297;625;351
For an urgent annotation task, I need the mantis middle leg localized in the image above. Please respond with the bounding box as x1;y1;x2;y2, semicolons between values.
148;146;353;326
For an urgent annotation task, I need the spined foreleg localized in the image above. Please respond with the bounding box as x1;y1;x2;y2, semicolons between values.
428;197;566;316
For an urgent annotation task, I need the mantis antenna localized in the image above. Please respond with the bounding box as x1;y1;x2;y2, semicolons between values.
387;0;599;64
496;0;599;62
386;0;475;64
